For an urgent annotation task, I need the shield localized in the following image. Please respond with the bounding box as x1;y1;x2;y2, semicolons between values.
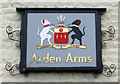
54;27;68;44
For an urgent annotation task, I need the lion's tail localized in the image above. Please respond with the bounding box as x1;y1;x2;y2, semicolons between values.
37;27;40;36
82;27;86;36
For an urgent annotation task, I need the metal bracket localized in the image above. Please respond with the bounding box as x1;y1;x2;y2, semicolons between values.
5;62;116;77
102;26;115;48
5;62;20;76
5;25;116;77
6;26;20;48
102;64;116;77
6;25;115;48
5;62;29;77
93;64;116;78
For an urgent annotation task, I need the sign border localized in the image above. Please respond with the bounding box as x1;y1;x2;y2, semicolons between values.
17;8;106;73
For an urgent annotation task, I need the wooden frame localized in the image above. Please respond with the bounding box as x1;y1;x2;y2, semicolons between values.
16;8;106;73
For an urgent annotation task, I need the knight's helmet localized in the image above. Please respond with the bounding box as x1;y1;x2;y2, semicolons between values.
57;15;66;27
72;19;81;26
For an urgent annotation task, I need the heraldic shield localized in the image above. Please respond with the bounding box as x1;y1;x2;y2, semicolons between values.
37;15;86;49
54;27;68;44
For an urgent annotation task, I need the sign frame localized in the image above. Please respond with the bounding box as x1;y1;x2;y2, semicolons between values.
17;8;106;73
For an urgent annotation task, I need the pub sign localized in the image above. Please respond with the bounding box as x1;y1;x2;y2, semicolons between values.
17;8;106;73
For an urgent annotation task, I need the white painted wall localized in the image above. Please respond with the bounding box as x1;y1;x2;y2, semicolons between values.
0;0;119;83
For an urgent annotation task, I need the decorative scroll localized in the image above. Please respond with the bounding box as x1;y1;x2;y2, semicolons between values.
5;25;116;77
93;64;116;78
37;44;86;49
102;26;115;48
5;62;19;76
6;26;20;48
5;62;30;77
102;64;116;77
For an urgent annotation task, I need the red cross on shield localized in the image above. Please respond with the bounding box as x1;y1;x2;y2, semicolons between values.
54;28;68;44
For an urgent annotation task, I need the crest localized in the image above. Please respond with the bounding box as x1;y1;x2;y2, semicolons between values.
37;15;86;49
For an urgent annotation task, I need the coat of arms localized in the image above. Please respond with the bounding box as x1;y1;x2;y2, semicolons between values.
37;15;86;49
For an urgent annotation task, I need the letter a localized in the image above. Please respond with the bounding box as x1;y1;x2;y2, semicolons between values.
31;53;38;63
66;53;73;63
